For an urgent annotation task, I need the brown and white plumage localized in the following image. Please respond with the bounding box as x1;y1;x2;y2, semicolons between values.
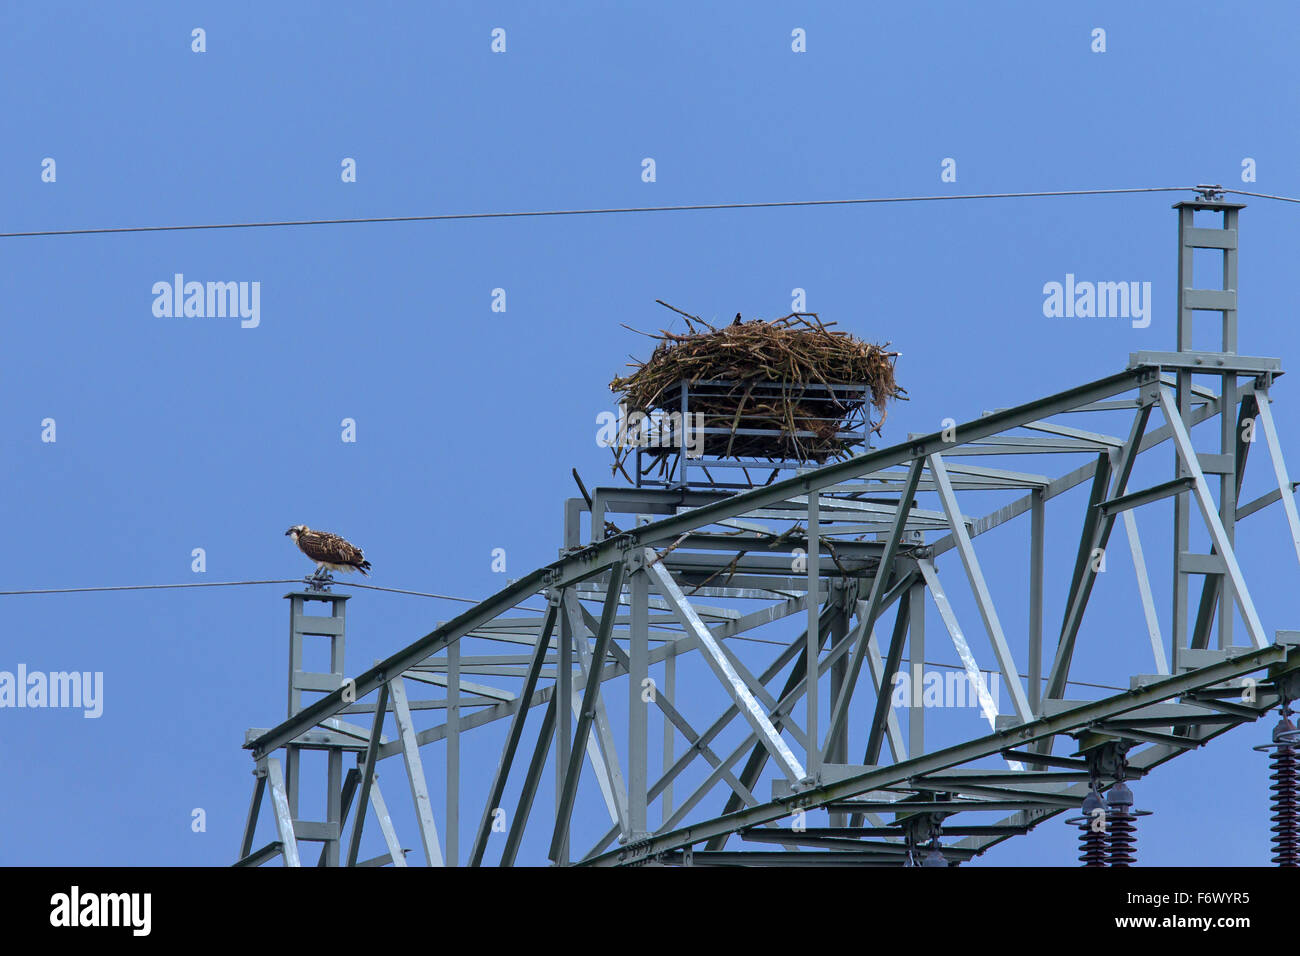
285;525;372;575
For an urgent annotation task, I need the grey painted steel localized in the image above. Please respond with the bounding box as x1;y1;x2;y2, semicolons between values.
549;563;625;861
1254;391;1300;569
1123;508;1168;675
663;642;676;823
235;841;284;868
246;367;1154;762
445;636;459;866
647;556;806;782
584;643;1290;865
366;780;408;867
468;602;556;866
325;768;358;866
629;566;650;837
806;488;821;780
346;682;388;867
907;580;926;758
1158;386;1269;648
704;600;841;850
824;457;923;757
1047;404;1151;702
235;198;1300;867
1099;476;1197;516
1028;489;1044;715
930;452;1032;722
502;694;556;866
914;559;1000;731
389;677;445;866
266;758;301;868
863;596;912;765
240;773;265;862
565;590;631;833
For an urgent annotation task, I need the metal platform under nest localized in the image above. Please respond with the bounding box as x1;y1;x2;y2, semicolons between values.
627;378;877;490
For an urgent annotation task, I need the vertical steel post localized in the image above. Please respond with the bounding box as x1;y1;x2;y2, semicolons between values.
907;580;925;759
662;641;676;825
1029;488;1044;715
629;555;650;838
1172;196;1245;663
446;637;460;866
285;590;349;866
806;487;821;781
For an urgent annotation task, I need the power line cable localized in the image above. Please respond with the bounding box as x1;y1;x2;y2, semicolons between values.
1222;188;1300;203
0;185;1207;239
0;577;545;611
0;577;1124;689
0;578;300;595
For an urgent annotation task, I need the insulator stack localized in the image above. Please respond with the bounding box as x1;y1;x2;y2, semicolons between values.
1268;716;1299;867
1105;781;1137;867
1077;788;1107;867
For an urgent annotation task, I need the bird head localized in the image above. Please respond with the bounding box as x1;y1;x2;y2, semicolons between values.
285;525;309;540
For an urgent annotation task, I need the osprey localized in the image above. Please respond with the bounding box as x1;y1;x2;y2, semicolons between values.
285;525;372;578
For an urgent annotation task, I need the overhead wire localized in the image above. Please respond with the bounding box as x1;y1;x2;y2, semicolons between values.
0;577;546;612
0;178;1282;691
0;185;1225;239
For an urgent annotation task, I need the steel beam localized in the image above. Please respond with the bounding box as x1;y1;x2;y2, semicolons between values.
647;556;806;782
1046;404;1152;700
265;758;301;868
389;677;445;866
1158;386;1268;648
549;563;626;861
914;559;1000;732
346;682;388;867
584;643;1289;865
930;452;1033;722
502;695;556;867
824;457;923;757
367;780;408;867
468;602;557;866
1254;390;1300;569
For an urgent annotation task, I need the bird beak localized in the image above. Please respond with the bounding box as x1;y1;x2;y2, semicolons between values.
284;530;292;536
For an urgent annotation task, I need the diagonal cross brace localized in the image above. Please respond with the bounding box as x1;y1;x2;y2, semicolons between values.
389;677;445;866
549;562;626;862
646;554;807;782
862;593;913;765
1253;390;1300;571
1047;404;1152;699
346;681;389;866
468;602;557;866
265;758;301;868
823;457;924;759
563;590;632;835
930;452;1034;723
1158;386;1269;649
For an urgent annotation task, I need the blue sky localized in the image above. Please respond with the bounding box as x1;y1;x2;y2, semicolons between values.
2;1;1299;866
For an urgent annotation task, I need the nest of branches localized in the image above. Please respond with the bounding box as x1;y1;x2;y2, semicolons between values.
609;303;906;472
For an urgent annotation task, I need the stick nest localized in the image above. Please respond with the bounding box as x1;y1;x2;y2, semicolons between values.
609;305;906;470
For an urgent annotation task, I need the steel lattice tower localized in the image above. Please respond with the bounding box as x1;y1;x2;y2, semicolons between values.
236;189;1300;867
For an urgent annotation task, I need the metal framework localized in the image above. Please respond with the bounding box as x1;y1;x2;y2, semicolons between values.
236;191;1300;866
630;378;876;489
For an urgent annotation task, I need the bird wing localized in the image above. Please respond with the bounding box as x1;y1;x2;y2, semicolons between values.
298;530;366;566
